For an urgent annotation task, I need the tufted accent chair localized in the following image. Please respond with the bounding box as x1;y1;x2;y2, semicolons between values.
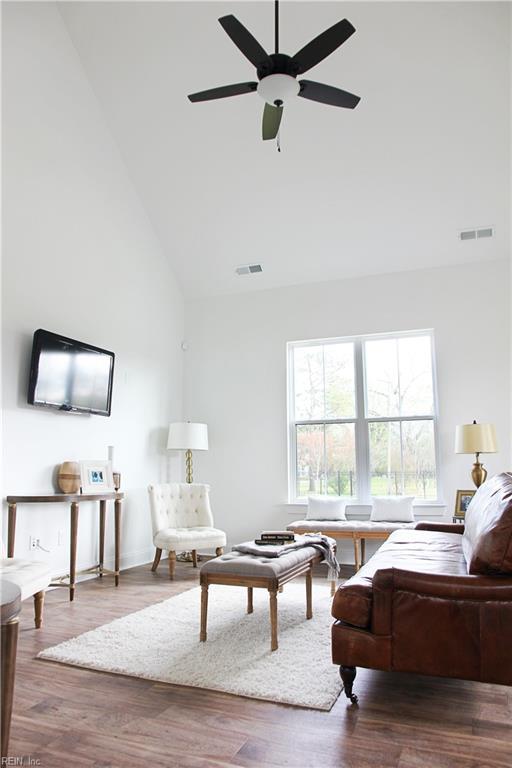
148;483;226;579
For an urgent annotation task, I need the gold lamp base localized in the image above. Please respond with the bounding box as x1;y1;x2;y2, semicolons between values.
471;454;487;488
185;449;193;484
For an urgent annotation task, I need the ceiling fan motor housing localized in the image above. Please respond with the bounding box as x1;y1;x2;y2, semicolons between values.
257;73;300;106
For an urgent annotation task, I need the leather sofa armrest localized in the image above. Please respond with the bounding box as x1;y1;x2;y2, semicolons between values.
371;567;512;635
415;522;464;534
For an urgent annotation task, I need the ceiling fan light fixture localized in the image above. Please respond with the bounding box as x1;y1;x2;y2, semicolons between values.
257;74;299;106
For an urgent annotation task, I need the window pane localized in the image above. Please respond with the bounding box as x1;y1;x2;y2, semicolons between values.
296;424;324;497
325;423;356;496
324;343;355;419
369;419;437;499
402;420;437;499
294;343;355;420
369;421;402;495
398;336;434;416
365;339;400;417
293;347;324;420
365;335;434;418
296;423;356;498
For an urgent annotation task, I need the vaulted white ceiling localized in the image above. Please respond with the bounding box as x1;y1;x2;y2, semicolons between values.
59;1;510;297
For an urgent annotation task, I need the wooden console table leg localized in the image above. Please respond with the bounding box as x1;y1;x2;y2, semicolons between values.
247;587;253;614
7;504;16;558
114;498;121;587
1;617;19;759
269;588;278;651
99;500;106;577
192;549;198;568
305;565;313;619
70;502;79;602
200;583;209;641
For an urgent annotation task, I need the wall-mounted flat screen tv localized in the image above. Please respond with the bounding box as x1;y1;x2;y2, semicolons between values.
27;329;115;416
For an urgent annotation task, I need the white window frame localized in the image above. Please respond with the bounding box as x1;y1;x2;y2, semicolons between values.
287;329;442;505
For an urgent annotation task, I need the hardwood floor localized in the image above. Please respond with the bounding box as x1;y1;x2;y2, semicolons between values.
9;561;512;768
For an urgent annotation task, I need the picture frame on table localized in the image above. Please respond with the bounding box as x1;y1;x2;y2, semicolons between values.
79;460;114;494
454;489;476;518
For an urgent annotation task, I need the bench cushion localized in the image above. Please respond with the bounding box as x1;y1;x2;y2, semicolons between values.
200;545;320;580
0;558;51;601
331;529;466;628
287;519;416;534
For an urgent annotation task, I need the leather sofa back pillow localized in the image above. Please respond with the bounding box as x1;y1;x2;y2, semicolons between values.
462;472;512;575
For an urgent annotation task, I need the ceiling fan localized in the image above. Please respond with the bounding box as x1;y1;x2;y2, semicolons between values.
188;0;360;141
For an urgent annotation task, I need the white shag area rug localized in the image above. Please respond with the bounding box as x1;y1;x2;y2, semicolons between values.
38;582;342;710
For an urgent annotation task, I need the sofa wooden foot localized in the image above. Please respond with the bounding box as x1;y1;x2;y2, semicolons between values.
339;666;358;704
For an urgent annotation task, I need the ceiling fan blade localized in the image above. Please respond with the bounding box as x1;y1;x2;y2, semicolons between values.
262;102;283;140
298;80;360;109
188;82;258;103
219;15;271;69
291;19;356;75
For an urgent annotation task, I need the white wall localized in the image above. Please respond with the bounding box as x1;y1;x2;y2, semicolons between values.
184;260;510;562
1;3;184;574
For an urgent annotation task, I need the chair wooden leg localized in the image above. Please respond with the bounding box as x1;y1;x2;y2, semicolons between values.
151;548;162;572
360;538;366;566
168;551;176;580
192;549;198;568
1;617;19;759
247;587;253;614
33;591;45;629
215;547;224;557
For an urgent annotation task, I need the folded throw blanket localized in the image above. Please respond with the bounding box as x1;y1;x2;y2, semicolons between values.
233;534;339;580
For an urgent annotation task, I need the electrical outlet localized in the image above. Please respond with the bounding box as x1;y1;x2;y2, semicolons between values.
29;536;40;551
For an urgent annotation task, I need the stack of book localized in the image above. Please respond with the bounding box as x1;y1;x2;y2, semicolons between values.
254;530;296;546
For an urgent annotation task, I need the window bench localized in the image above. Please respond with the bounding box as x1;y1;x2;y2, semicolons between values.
287;520;416;572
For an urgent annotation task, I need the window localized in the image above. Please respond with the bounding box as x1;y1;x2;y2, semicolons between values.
288;331;439;503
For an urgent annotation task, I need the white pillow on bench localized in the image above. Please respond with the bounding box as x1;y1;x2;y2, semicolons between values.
370;496;414;522
306;495;347;521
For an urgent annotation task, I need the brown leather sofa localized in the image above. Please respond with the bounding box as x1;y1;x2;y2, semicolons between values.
331;472;512;702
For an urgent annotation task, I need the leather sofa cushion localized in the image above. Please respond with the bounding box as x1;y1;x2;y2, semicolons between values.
462;473;512;575
331;529;466;629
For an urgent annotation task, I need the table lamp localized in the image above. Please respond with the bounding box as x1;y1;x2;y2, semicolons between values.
167;422;208;483
455;420;497;488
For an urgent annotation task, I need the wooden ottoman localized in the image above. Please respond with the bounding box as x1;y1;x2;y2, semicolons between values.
199;545;334;651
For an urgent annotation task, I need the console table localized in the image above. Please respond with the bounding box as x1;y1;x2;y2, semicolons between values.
5;493;124;601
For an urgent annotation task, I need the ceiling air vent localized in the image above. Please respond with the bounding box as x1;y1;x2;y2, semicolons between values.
459;226;494;241
235;264;263;276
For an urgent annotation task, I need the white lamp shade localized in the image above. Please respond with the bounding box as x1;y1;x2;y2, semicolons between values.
167;422;208;451
455;423;497;454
